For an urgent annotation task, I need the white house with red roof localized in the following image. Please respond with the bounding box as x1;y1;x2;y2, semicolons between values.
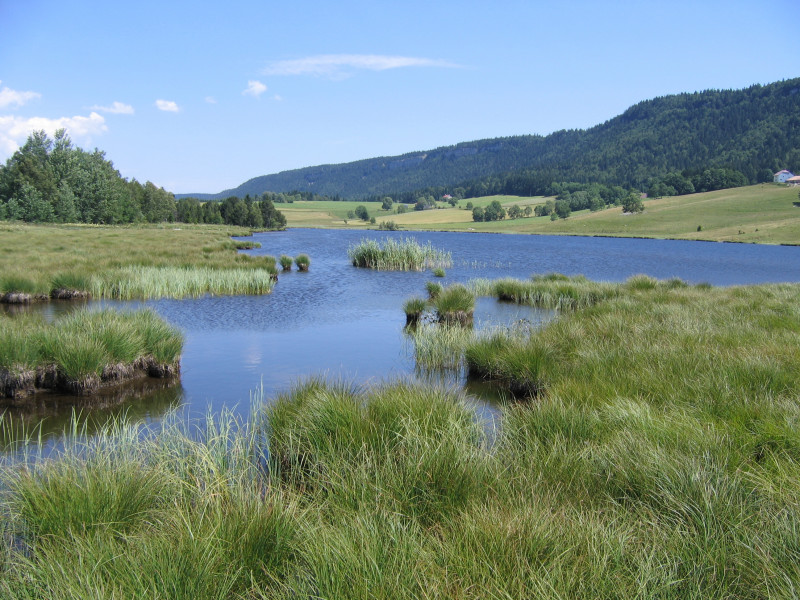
774;169;794;183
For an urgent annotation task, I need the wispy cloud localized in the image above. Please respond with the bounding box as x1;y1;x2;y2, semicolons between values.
242;80;267;97
262;54;461;79
89;101;134;115
205;96;217;104
0;82;41;109
0;112;107;159
155;99;180;112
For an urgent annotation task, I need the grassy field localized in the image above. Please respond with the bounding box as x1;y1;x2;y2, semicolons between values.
281;185;800;244
3;277;800;597
0;223;280;299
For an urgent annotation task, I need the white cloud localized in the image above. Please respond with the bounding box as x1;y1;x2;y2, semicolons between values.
0;112;107;160
262;54;461;78
89;101;134;114
205;96;217;104
243;80;267;97
273;94;283;101
155;99;180;112
0;81;41;109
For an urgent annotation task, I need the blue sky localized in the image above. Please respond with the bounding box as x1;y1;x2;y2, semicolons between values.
1;0;797;194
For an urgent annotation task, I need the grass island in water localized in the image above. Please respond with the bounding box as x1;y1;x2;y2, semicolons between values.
0;308;183;400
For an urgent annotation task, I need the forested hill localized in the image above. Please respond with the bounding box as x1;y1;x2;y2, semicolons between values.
185;78;800;199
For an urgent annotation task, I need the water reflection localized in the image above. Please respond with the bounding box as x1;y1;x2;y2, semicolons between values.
0;378;183;456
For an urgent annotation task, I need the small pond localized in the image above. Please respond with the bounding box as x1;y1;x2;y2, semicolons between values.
3;229;800;453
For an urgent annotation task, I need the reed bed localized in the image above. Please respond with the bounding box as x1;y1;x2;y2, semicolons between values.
88;266;276;299
0;308;183;398
470;273;619;310
406;323;476;370
348;237;452;271
2;280;800;598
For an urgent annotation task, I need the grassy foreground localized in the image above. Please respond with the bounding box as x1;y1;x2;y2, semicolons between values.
0;223;278;299
0;309;183;398
282;185;800;244
2;278;800;597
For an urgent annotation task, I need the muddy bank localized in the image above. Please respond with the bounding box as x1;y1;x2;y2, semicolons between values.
0;289;89;304
0;357;180;406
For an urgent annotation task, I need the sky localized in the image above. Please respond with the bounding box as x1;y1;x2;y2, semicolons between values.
1;0;797;195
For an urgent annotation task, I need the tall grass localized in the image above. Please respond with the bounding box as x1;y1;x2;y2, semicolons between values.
3;279;800;598
89;266;276;299
471;273;619;310
432;283;475;325
348;237;452;271
406;323;475;370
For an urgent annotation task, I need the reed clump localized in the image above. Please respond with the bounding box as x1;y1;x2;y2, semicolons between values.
279;254;293;271
0;308;183;399
348;237;452;271
402;297;427;327
425;281;443;299
294;254;311;272
433;284;475;326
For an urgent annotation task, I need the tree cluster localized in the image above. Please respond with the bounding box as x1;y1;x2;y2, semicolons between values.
647;168;748;198
0;130;175;224
176;194;286;228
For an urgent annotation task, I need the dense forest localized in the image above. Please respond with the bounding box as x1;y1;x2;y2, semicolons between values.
0;130;285;228
186;78;800;200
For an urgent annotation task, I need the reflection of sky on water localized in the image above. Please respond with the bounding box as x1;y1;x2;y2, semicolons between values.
5;228;800;453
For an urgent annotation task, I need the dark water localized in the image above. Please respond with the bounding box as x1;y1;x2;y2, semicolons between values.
3;229;800;452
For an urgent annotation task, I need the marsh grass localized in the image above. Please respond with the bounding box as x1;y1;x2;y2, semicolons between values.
471;273;618;310
89;266;276;299
0;309;183;396
348;237;452;271
3;279;800;598
406;323;475;370
425;281;442;299
432;284;475;326
294;254;310;271
402;297;427;327
0;223;278;300
279;254;293;271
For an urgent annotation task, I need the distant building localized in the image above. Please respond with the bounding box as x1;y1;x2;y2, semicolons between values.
787;175;800;186
774;170;794;183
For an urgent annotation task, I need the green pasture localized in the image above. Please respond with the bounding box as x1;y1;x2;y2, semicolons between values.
281;186;800;244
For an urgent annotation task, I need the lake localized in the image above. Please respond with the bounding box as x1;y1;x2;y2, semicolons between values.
3;229;800;452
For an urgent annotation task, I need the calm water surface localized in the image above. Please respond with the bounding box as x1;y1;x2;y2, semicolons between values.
4;229;800;451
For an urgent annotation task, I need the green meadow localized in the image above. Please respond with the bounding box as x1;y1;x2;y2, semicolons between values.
2;277;800;597
281;185;800;245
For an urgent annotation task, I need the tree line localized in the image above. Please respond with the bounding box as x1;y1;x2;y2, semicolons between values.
0;130;285;229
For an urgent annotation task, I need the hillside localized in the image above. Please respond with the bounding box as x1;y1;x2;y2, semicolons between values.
182;78;800;200
277;184;800;245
